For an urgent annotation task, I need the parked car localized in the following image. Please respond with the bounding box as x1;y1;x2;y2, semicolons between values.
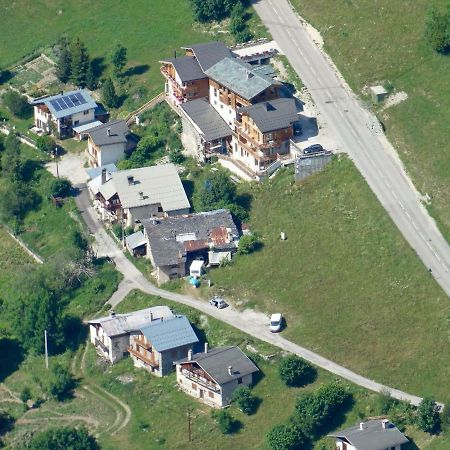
303;143;324;155
269;313;283;332
209;297;228;309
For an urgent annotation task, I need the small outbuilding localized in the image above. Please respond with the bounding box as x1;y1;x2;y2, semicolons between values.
370;85;388;104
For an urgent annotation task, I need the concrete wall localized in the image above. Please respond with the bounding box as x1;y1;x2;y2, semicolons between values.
209;85;236;127
181;114;203;159
294;153;332;182
220;373;253;406
89;325;129;364
97;142;127;167
71;108;95;126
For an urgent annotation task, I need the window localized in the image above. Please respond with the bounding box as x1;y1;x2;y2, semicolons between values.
214;88;218;97
237;377;242;384
73;120;79;125
192;383;197;390
209;391;214;398
83;110;89;115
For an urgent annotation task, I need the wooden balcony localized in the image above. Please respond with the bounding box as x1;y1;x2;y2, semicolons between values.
128;346;159;368
181;369;220;392
134;337;152;350
95;338;109;355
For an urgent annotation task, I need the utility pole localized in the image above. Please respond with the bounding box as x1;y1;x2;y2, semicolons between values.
54;147;59;179
44;329;49;369
121;209;125;249
187;406;192;442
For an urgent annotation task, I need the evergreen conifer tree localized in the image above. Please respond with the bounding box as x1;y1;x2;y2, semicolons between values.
101;78;119;108
70;38;90;87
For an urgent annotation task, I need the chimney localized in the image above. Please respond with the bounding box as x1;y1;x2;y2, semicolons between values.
246;71;254;79
188;349;193;361
381;419;389;430
107;127;111;136
110;309;116;318
228;366;233;376
204;342;208;354
359;422;364;430
161;316;164;322
150;312;153;321
101;168;107;185
127;175;134;185
139;191;144;200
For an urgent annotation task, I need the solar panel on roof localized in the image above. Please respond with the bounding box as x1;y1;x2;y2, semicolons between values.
74;92;87;105
64;96;75;108
50;99;62;111
56;98;67;110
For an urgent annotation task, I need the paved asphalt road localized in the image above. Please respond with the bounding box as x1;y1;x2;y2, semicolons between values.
254;0;450;297
70;180;426;406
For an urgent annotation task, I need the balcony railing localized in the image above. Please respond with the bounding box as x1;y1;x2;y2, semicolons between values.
181;369;220;392
134;337;152;350
128;346;159;368
95;338;109;355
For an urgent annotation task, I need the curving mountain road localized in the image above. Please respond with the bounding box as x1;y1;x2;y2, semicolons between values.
253;0;450;297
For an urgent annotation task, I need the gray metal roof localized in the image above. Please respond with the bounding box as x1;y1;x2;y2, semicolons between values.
143;209;239;267
86;164;118;180
32;89;97;119
88;306;173;338
205;57;280;101
176;346;259;385
328;420;409;450
125;230;147;250
89;120;129;147
180;99;231;142
252;64;277;78
183;42;233;72
140;315;198;352
73;120;103;134
164;56;206;82
100;164;190;212
238;98;298;133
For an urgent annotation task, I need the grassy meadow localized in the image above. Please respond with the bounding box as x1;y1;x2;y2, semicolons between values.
290;0;450;239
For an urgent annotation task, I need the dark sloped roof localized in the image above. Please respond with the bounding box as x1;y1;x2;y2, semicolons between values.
238;98;298;133
176;346;259;385
143;209;239;267
140;315;199;352
183;42;233;72
163;56;206;82
205;57;280;101
328;420;409;450
89;119;129;146
180;98;231;142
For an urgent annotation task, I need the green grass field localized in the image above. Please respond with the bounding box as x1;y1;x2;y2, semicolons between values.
290;0;450;241
203;157;450;403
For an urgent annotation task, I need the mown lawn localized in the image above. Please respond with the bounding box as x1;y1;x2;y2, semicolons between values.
202;157;450;403
290;0;450;240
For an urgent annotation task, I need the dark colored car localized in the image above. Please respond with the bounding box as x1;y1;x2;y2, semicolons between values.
303;143;324;155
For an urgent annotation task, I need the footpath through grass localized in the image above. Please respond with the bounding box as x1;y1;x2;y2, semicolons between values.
290;0;450;240
207;157;450;401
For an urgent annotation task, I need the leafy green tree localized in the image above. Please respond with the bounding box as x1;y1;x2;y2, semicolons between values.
212;410;235;434
229;2;252;42
102;77;119;108
70;38;90;87
0;180;40;224
417;397;441;433
20;387;32;403
169;148;184;164
111;43;128;77
190;0;249;22
237;233;261;255
1;134;22;181
56;44;72;83
46;364;74;401
194;170;236;211
278;355;316;387
2;90;31;118
49;177;72;198
424;5;450;53
26;427;99;450
266;423;306;450
36;135;56;154
232;386;258;414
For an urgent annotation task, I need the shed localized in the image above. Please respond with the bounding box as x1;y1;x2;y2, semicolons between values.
190;260;204;278
370;85;388;104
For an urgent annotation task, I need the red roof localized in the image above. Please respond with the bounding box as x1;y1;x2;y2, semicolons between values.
184;239;208;252
210;227;229;246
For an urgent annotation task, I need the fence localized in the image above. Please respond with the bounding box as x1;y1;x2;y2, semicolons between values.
125;92;165;126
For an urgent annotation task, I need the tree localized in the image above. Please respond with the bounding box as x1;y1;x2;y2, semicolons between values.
111;43;128;77
1;134;22;181
70;38;90;87
0;181;40;224
229;2;252;43
190;0;249;22
212;410;234;434
102;77;119;108
36;135;56;154
2;90;31;118
85;61;97;90
424;5;450;53
417;397;441;434
46;364;74;401
26;427;99;450
56;44;72;83
278;355;316;387
266;423;306;450
20;387;32;403
232;386;258;414
49;177;72;198
194;170;236;211
237;233;261;255
169;148;184;164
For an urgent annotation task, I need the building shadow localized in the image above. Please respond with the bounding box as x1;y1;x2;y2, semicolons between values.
0;338;24;382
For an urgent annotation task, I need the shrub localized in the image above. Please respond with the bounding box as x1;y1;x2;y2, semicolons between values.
237;233;261;255
266;423;306;450
232;386;258;415
20;387;32;403
26;426;99;450
424;5;450;53
36;136;56;154
169;148;185;164
2;90;31;118
417;397;441;434
212;410;234;434
441;400;450;431
49;177;72;198
112;223;123;240
278;355;316;387
46;364;74;401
